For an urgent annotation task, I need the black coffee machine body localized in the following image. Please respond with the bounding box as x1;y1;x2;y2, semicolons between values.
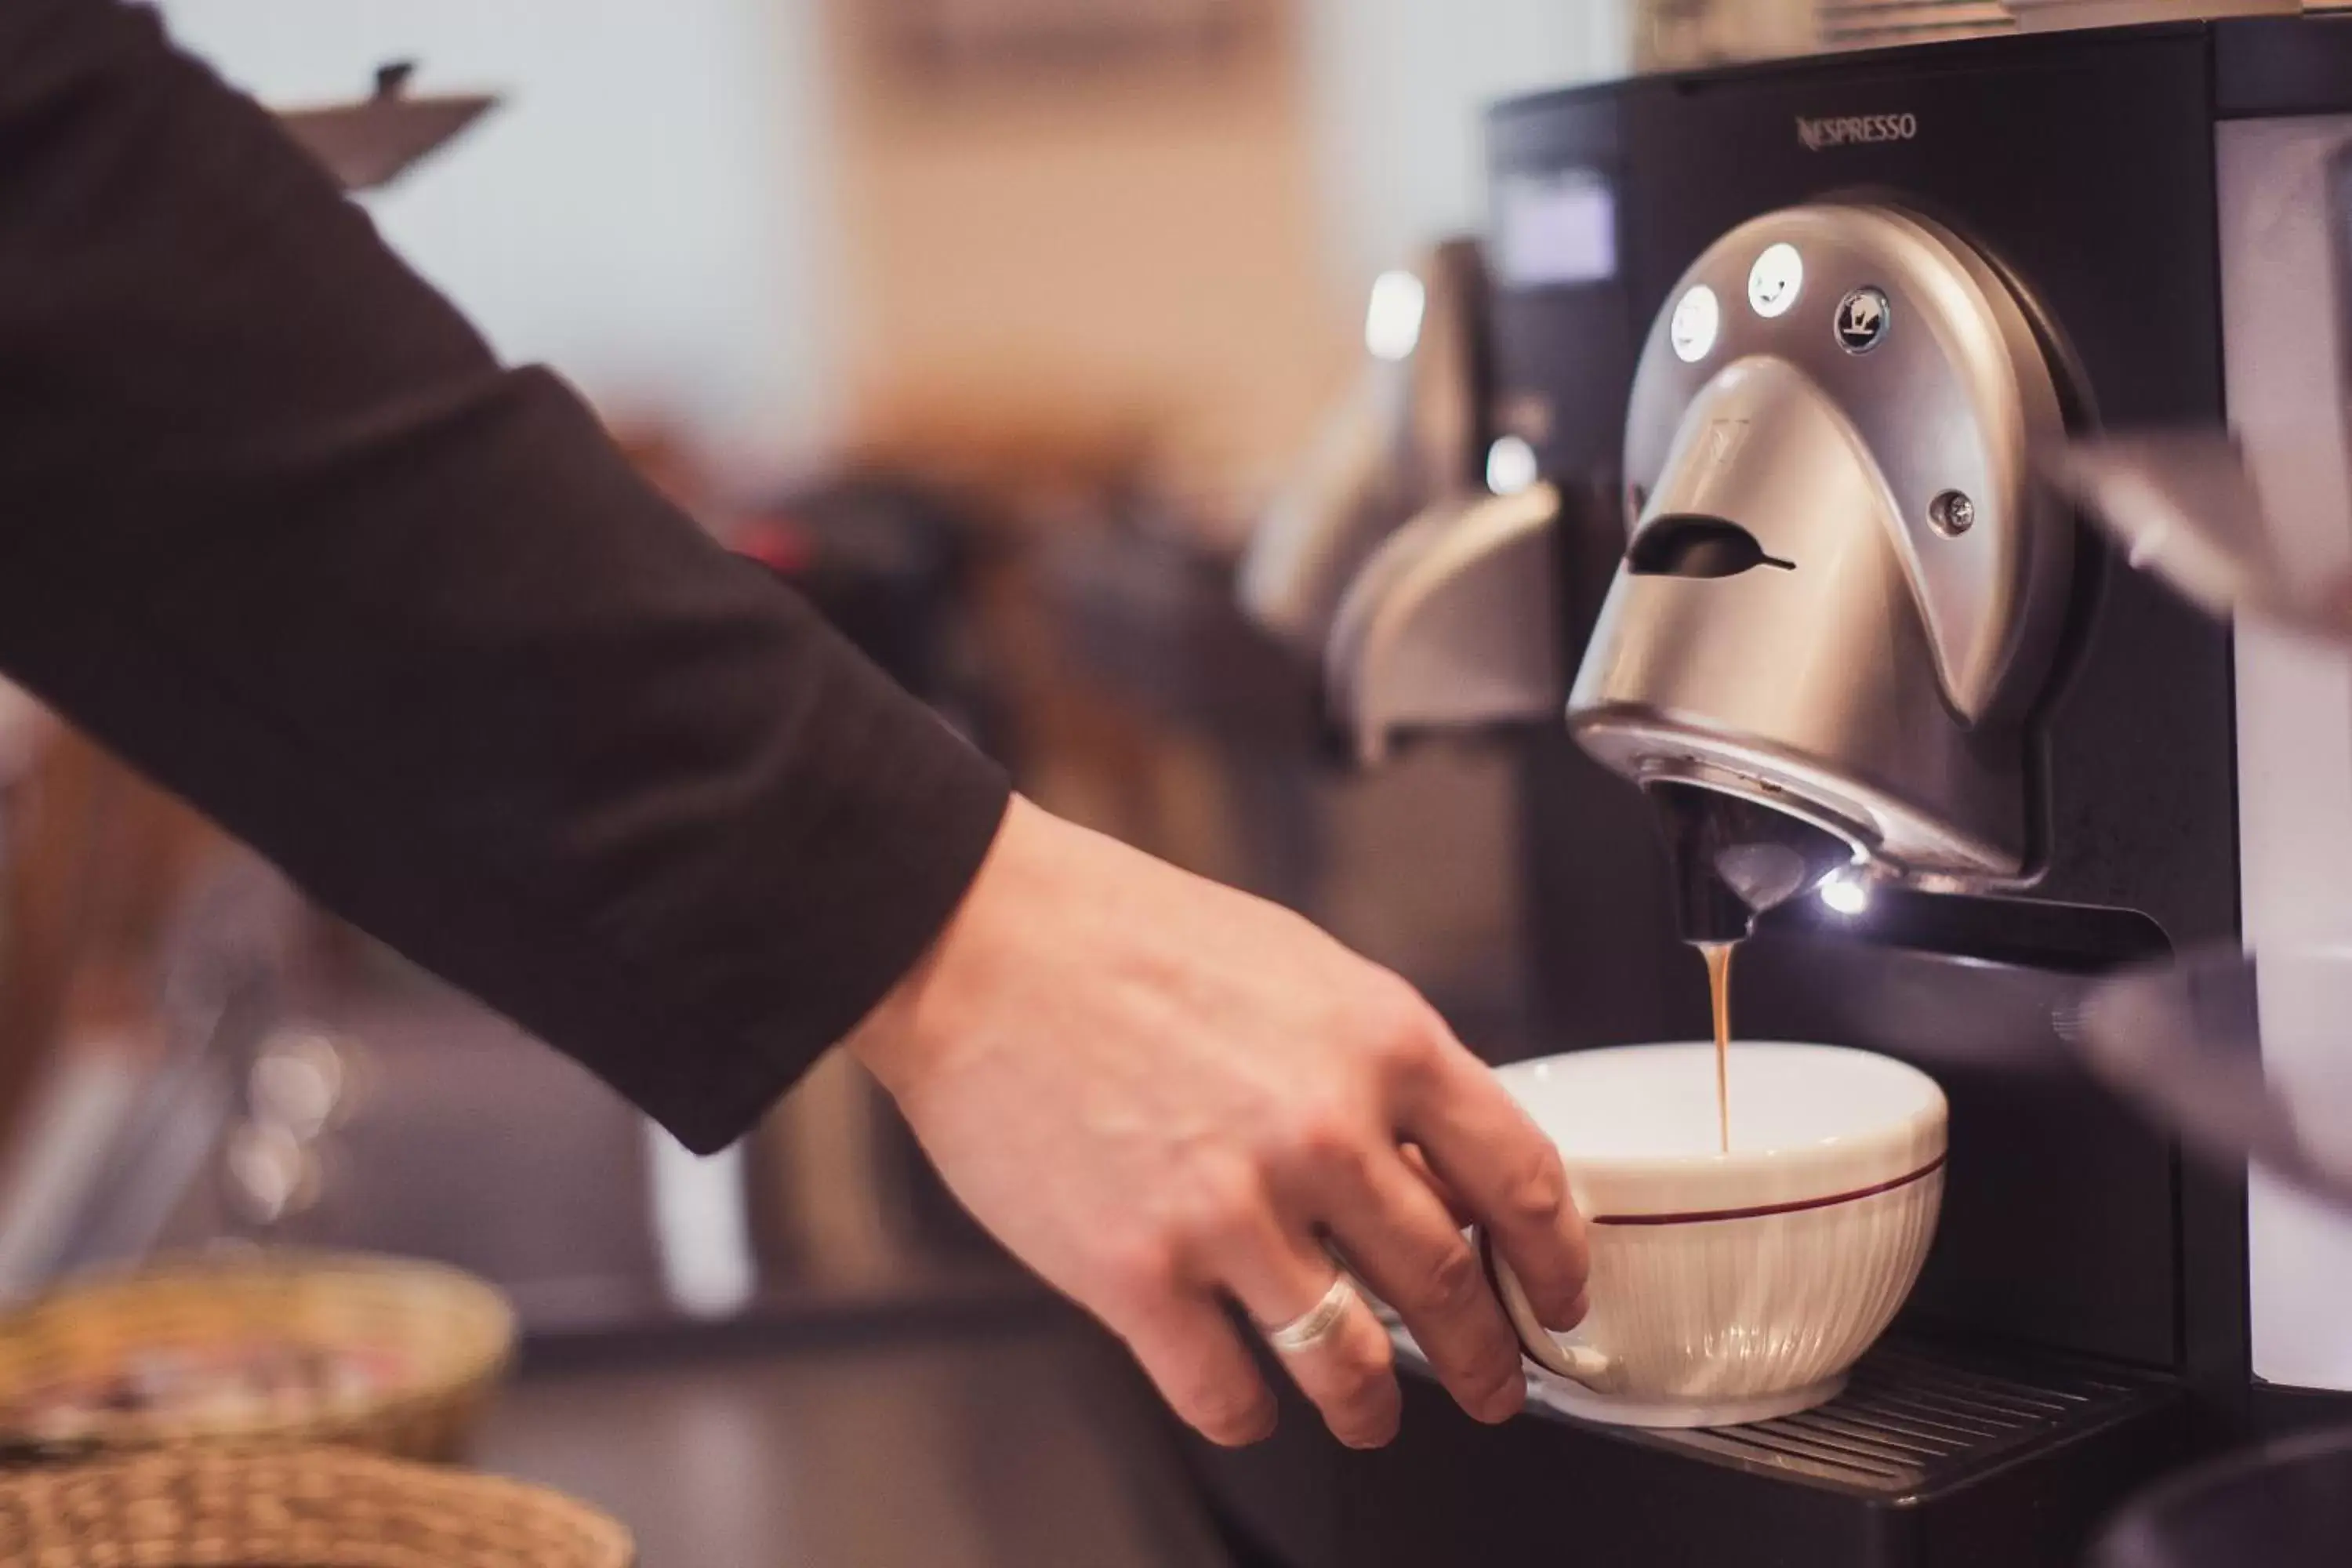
1195;20;2352;1568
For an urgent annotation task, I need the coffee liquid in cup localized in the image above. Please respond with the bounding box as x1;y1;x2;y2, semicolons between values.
1701;942;1734;1153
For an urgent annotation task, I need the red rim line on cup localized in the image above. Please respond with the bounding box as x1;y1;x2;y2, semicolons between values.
1582;1152;1948;1228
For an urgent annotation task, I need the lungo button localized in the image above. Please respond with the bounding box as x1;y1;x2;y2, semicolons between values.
1748;242;1804;319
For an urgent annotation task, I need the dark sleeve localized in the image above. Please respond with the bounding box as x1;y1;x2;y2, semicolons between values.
0;0;1012;1152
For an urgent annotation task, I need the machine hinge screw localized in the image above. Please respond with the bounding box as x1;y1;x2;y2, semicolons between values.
1929;490;1976;537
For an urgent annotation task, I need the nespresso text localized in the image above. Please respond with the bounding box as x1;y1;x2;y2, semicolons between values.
1797;113;1918;151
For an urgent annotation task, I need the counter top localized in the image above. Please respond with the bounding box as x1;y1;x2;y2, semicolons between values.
471;1308;1235;1568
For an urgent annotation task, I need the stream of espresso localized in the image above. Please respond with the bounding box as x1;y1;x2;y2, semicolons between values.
1701;942;1734;1154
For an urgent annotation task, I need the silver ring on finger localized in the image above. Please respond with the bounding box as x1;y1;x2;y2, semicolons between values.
1262;1273;1359;1356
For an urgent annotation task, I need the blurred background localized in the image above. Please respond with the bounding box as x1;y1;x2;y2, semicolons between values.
0;2;1989;1564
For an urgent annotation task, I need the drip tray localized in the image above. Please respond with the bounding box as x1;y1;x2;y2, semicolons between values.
1219;1328;2209;1567
1559;1340;2175;1497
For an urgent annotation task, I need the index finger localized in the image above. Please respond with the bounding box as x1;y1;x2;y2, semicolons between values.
1400;1045;1588;1331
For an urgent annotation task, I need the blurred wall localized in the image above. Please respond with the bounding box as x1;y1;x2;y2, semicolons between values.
155;0;837;471
822;2;1633;530
821;2;1352;530
154;0;1632;504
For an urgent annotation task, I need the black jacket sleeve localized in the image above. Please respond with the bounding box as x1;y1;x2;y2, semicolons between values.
0;0;1012;1152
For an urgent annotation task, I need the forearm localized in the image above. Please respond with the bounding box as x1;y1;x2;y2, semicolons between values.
0;0;1008;1151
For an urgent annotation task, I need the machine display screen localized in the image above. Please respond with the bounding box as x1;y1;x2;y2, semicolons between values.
1494;168;1618;288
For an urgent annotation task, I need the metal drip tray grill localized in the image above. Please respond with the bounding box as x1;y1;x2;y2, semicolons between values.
1388;1322;2183;1500
1196;1330;2197;1566
1623;1342;2158;1495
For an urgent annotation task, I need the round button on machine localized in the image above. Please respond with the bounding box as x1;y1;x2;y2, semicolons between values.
1669;284;1721;363
1748;241;1805;318
1486;435;1540;496
1835;286;1893;354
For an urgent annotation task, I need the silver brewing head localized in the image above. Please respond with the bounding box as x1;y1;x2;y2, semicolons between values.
1648;781;1860;945
1570;204;2073;894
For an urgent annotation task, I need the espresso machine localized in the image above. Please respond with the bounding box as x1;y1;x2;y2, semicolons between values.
1203;14;2352;1567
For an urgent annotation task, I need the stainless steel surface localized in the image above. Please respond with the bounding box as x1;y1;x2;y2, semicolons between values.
1390;1316;2176;1497
477;1319;1233;1568
1572;202;2073;887
1250;238;1568;775
2043;430;2329;631
1238;379;1408;659
1323;484;1563;767
1240;240;1488;661
1610;1341;2175;1495
1403;240;1489;504
2065;944;2352;1210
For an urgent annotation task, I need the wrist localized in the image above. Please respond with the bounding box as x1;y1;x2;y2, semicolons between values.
847;792;1039;1099
845;941;948;1102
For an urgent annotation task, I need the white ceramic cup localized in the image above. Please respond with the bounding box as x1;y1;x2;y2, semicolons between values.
1477;1041;1946;1428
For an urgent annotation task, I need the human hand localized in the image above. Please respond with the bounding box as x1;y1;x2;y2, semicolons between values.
849;797;1588;1448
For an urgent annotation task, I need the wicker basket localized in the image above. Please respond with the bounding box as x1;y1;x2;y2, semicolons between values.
0;1444;633;1567
0;1251;516;1464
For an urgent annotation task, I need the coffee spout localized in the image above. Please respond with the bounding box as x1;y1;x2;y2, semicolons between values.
1647;782;1860;946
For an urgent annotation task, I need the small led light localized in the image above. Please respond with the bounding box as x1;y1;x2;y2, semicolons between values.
1748;242;1805;320
1668;285;1720;363
1820;871;1871;917
1486;435;1539;496
1364;270;1427;362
